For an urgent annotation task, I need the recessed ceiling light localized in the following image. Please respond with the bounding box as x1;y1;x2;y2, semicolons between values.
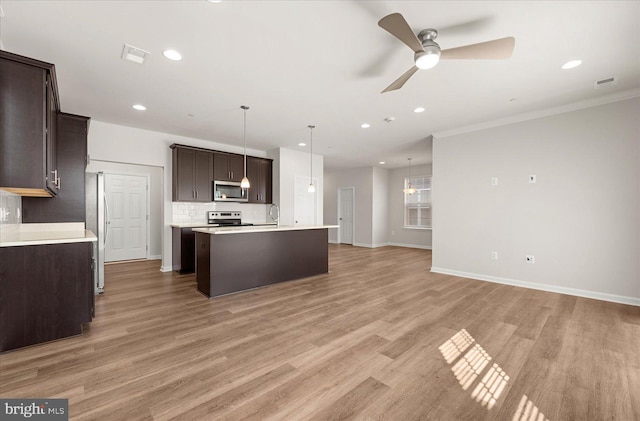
561;60;582;70
298;142;306;147
162;49;182;61
413;107;425;113
379;161;386;165
207;0;222;3
132;104;146;111
361;123;371;128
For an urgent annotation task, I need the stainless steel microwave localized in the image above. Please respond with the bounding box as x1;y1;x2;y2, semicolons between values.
213;180;248;202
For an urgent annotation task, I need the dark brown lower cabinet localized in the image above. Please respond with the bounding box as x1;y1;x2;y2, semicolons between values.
0;241;94;353
172;227;197;273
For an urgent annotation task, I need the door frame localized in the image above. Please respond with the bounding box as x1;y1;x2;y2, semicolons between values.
337;187;355;245
103;171;151;260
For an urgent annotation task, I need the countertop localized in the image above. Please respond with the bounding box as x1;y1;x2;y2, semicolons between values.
193;224;339;235
0;222;97;247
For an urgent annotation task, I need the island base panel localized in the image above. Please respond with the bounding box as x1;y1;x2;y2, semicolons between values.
196;229;328;298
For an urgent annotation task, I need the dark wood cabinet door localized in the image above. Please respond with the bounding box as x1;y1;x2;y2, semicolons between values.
45;73;58;193
0;241;93;352
0;57;48;194
247;157;272;204
262;159;272;204
193;150;213;202
228;154;245;183
213;152;230;181
246;156;261;203
173;147;196;201
213;152;244;182
23;113;89;222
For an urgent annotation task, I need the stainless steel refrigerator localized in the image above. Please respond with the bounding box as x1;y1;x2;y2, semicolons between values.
86;172;107;294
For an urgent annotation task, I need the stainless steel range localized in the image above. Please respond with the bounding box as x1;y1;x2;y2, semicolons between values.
207;211;253;226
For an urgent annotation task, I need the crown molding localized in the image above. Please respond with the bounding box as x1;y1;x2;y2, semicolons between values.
433;88;640;140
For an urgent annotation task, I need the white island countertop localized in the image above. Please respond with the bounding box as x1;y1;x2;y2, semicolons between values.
193;224;338;235
0;223;97;247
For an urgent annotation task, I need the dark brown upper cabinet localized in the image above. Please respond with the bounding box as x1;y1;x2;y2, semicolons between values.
214;152;244;183
247;157;272;204
172;146;213;202
0;50;60;197
22;113;90;222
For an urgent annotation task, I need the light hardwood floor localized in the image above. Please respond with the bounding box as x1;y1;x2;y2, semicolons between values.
1;245;639;420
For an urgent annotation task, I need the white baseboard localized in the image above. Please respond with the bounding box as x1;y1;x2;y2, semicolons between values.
160;265;174;273
352;242;389;248
388;242;432;250
430;267;640;307
149;255;162;260
329;240;339;244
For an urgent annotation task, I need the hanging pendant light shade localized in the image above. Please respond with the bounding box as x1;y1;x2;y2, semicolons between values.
403;158;417;195
308;125;316;193
240;106;250;189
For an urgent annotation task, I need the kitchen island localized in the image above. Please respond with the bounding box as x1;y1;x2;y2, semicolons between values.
193;225;338;298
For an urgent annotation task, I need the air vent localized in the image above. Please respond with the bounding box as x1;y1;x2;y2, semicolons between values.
121;43;150;64
594;77;617;89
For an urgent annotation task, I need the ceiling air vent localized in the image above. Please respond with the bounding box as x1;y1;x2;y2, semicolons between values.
121;43;150;64
594;77;617;89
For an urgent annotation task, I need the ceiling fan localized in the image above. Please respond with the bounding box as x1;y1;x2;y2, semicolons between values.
378;13;515;93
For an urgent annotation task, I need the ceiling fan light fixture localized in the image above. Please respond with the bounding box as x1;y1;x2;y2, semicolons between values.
415;45;441;70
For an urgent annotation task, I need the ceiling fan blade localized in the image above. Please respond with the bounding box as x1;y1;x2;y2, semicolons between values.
440;37;515;60
382;66;419;93
378;13;424;53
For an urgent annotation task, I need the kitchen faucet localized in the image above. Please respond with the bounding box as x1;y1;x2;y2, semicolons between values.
269;203;280;228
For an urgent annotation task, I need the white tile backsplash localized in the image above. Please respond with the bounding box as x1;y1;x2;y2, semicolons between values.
0;190;22;229
172;202;270;224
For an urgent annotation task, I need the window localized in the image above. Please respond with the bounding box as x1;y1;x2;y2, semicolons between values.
404;175;431;228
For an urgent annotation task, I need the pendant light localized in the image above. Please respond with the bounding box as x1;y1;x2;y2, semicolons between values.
307;125;316;193
240;105;250;189
403;158;417;195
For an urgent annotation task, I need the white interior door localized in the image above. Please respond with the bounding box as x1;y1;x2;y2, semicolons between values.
294;176;318;225
338;187;354;244
105;173;148;262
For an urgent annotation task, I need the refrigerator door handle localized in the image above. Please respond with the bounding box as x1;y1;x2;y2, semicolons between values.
103;192;110;246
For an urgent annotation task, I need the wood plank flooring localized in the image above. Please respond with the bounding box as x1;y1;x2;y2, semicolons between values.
1;244;639;420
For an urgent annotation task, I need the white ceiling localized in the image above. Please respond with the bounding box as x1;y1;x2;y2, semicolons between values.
1;1;638;169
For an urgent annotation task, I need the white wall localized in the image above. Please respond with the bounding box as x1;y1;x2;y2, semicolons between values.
88;120;267;271
388;163;433;249
432;97;640;305
323;167;374;247
372;166;389;247
324;164;432;249
0;190;22;235
268;147;323;226
85;160;163;259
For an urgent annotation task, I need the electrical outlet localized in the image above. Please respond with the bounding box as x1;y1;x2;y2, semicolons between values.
525;255;535;264
529;175;537;183
491;177;498;186
491;251;498;260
